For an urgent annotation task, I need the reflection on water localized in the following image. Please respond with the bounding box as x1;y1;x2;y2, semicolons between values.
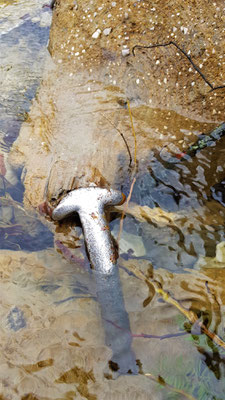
0;1;225;399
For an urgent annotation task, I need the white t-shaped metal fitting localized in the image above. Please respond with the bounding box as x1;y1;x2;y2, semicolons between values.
52;187;125;274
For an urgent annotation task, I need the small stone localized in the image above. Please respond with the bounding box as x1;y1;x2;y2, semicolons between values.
216;242;225;263
31;16;40;23
124;12;129;19
181;26;188;34
122;48;130;56
112;229;146;257
111;1;116;6
92;29;101;39
103;27;112;36
39;12;52;27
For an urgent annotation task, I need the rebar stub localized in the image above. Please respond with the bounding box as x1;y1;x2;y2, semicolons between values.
52;187;125;221
52;187;125;275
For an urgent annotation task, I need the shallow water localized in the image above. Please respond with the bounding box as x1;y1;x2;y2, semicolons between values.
1;1;225;399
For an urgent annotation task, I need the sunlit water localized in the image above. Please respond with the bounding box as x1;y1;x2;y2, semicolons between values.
0;1;225;399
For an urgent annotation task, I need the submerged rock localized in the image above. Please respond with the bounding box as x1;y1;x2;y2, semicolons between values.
195;241;225;269
216;242;225;263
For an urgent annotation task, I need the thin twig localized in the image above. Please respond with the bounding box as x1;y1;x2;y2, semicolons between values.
144;373;197;400
123;263;225;351
105;318;189;340
102;113;132;167
117;100;137;241
117;176;136;242
127;99;137;166
132;41;225;92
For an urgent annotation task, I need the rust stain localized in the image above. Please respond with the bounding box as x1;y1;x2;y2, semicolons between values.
101;225;109;231
90;213;98;219
68;342;81;347
38;201;53;217
21;395;39;400
57;392;76;400
110;254;117;264
73;331;85;341
22;358;54;373
21;391;76;400
55;366;96;400
21;395;53;400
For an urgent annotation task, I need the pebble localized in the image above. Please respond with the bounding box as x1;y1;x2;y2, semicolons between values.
195;241;225;269
103;27;112;36
181;26;188;34
112;229;146;257
31;16;40;23
92;29;101;39
39;12;52;28
216;242;225;263
122;48;130;57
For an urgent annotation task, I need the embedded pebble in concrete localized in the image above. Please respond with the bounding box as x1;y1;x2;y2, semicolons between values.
103;27;112;36
92;28;101;39
122;48;130;57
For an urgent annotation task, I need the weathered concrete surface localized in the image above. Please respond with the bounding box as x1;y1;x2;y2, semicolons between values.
48;0;225;116
9;0;225;210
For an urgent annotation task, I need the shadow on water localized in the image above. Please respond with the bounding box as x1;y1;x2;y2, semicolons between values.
95;268;138;376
